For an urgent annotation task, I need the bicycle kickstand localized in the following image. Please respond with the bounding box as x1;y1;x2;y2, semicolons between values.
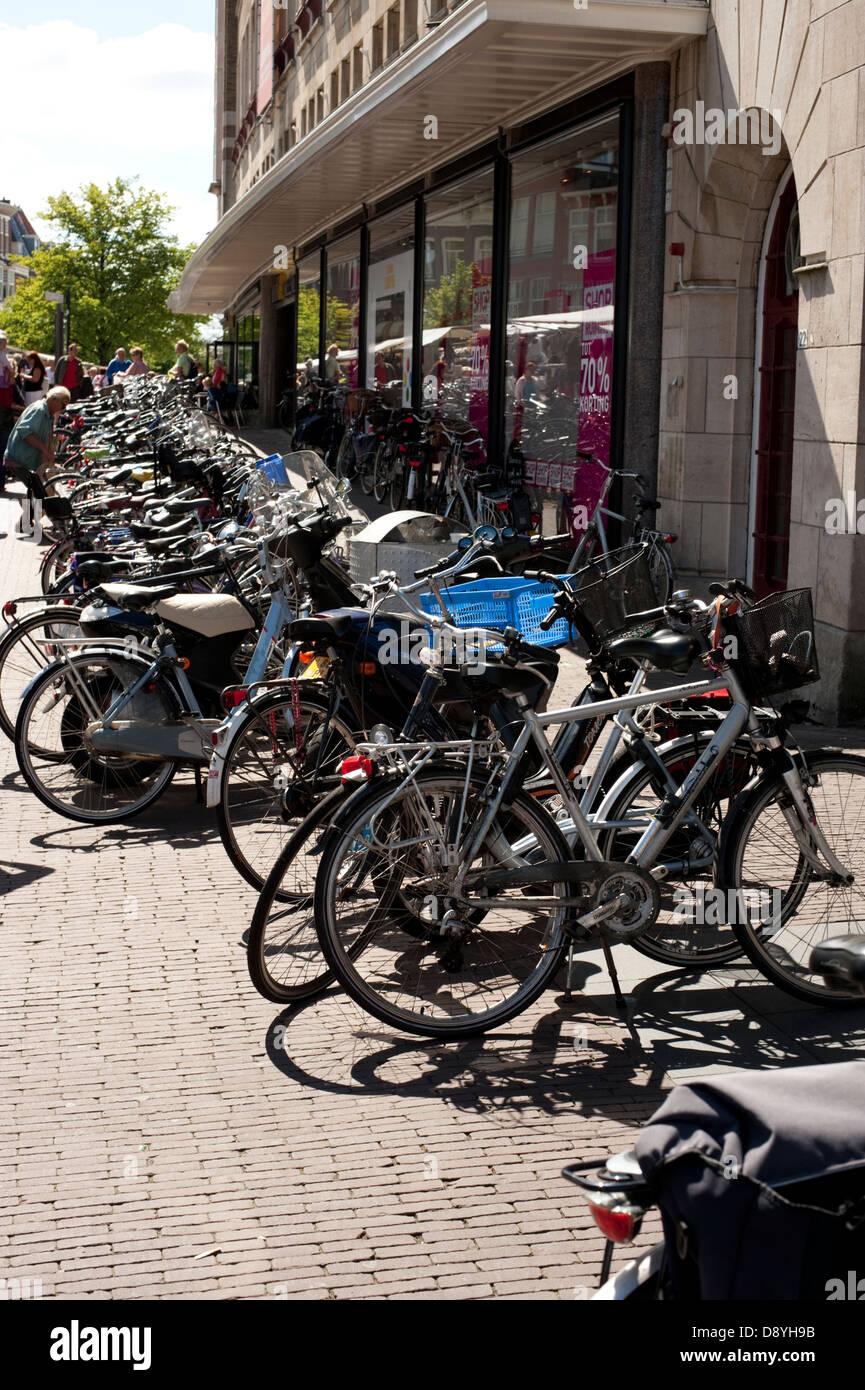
600;936;629;1012
193;766;204;804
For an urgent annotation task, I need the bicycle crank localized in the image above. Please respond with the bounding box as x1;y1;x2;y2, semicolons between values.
465;860;660;939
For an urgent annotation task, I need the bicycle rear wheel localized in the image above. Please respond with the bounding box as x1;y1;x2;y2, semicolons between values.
313;770;571;1038
248;789;350;1002
15;654;177;823
720;751;865;1005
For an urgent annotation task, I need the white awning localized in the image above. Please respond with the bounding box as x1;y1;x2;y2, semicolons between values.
172;0;708;314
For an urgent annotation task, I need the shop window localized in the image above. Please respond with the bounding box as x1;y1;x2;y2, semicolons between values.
298;254;322;381
532;192;556;255
403;0;418;43
423;167;494;449
366;206;415;404
442;237;463;278
509;197;530;258
325;235;361;389
505;112;619;527
386;5;400;60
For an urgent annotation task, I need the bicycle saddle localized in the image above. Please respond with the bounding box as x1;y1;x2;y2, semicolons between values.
606;629;700;673
289;613;357;643
96;582;179;611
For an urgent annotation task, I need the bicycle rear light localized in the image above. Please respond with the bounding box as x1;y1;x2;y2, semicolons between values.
341;755;373;783
3;602;17;619
297;649;315;666
664;534;678;544
220;687;248;712
585;1195;644;1244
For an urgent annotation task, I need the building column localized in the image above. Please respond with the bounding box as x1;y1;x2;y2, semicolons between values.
258;277;280;427
622;62;670;499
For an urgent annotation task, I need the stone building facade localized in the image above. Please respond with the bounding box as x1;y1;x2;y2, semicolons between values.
173;0;865;718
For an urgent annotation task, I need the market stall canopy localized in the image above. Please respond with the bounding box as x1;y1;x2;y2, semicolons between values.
171;0;709;314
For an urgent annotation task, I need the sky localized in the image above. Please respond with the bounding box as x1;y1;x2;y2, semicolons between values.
0;2;217;250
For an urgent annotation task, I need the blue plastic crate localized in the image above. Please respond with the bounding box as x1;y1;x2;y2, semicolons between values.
256;454;289;486
420;575;570;648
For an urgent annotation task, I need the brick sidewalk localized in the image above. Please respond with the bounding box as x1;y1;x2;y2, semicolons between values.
1;527;864;1301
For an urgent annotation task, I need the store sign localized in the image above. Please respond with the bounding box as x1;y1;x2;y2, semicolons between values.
570;248;615;538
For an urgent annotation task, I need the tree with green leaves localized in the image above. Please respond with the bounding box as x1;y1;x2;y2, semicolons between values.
0;178;206;367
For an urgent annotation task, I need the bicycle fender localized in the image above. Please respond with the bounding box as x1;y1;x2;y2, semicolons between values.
16;647;155;706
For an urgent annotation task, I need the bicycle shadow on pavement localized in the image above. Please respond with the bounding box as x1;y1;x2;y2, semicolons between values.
258;957;865;1126
0;857;53;896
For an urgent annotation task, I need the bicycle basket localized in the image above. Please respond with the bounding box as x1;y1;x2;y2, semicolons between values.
566;544;662;642
724;588;819;699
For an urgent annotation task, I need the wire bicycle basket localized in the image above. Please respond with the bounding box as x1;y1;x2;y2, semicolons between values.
561;543;662;642
724;588;820;699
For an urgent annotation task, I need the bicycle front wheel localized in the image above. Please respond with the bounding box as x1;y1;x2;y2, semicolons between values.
0;606;84;743
218;690;357;891
313;771;572;1038
720;751;865;1005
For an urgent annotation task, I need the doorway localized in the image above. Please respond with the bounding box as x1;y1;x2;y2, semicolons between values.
751;173;799;595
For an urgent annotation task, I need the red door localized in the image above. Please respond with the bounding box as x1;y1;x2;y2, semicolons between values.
752;177;798;595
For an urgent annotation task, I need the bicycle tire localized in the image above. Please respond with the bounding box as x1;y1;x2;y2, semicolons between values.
372;440;391;504
313;770;572;1038
0;605;85;744
597;735;758;966
15;654;177;823
719;750;865;1006
248;788;351;1003
217;689;357;891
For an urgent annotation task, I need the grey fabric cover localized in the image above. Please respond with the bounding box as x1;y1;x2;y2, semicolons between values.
634;1063;865;1300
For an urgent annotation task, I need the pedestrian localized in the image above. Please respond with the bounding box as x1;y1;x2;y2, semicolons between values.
514;359;537;405
121;347;149;377
374;351;389;386
92;366;107;391
208;358;228;412
105;348;129;385
324;343;343;386
19;352;47;403
0;336;24;520
53;342;85;402
78;365;94;400
44;357;55;387
2;385;71;504
171;340;196;380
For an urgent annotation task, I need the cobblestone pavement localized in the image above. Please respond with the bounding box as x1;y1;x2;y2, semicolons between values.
2;524;865;1301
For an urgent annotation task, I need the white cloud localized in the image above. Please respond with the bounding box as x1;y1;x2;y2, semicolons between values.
0;20;216;247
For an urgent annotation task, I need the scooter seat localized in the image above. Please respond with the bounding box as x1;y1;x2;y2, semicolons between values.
155;593;256;638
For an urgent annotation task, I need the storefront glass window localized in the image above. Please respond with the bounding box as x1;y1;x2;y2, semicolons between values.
366;207;414;405
325;235;360;388
422;167;494;449
505;113;619;531
236;313;259;387
298;255;321;382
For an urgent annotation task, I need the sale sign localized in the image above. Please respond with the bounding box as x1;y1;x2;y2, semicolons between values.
569;248;616;539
